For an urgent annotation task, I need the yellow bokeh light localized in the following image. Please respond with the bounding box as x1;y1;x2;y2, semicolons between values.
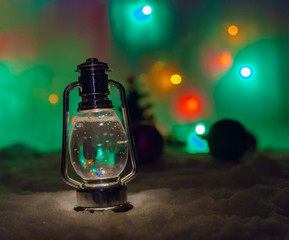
170;74;182;85
49;94;59;104
228;25;239;36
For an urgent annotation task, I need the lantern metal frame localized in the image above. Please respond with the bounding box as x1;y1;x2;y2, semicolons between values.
61;62;138;212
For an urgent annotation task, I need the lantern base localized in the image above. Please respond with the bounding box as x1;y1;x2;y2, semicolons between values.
74;183;133;212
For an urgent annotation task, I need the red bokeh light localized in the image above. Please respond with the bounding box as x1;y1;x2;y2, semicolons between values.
175;94;201;120
202;48;233;77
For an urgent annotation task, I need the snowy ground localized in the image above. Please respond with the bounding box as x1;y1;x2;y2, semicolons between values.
1;145;289;239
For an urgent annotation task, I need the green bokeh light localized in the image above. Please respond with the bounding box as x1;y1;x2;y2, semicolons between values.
109;0;176;55
214;39;288;149
1;0;289;153
186;130;209;154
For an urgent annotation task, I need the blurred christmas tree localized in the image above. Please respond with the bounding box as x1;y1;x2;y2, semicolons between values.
126;75;154;125
125;75;164;166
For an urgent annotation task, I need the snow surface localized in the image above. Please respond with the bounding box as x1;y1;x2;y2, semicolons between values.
1;146;289;239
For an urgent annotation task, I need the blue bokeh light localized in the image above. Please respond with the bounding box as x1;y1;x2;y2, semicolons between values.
133;5;152;21
195;123;206;135
142;5;152;15
240;66;252;78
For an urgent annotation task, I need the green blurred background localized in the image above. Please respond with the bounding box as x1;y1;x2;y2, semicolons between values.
1;0;289;152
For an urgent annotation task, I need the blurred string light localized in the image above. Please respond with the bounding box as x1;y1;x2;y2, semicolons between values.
175;94;201;120
213;39;287;151
134;5;152;21
147;61;183;94
228;25;239;36
240;66;252;78
170;74;182;85
142;5;152;15
49;93;58;104
185;98;199;111
195;123;206;135
109;1;175;53
218;52;232;68
173;89;209;122
202;49;233;78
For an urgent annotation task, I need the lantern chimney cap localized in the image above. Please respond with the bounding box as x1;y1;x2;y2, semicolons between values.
76;58;111;73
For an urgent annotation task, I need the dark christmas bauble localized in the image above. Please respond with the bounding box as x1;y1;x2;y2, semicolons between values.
206;119;251;162
132;124;164;165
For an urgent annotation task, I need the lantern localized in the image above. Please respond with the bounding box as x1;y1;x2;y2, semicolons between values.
61;58;138;212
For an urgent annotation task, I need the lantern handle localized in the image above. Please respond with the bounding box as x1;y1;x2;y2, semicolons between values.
108;80;139;183
61;81;82;189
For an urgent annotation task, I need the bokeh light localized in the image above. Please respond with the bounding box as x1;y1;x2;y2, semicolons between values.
142;5;152;15
170;74;182;85
109;0;175;54
219;52;233;67
147;62;181;94
134;7;151;21
202;48;233;78
0;0;288;153
228;25;239;36
48;94;59;104
240;66;252;78
195;123;206;135
186;98;199;111
175;94;201;120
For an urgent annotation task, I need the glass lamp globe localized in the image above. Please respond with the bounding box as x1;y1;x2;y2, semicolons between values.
69;109;128;183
